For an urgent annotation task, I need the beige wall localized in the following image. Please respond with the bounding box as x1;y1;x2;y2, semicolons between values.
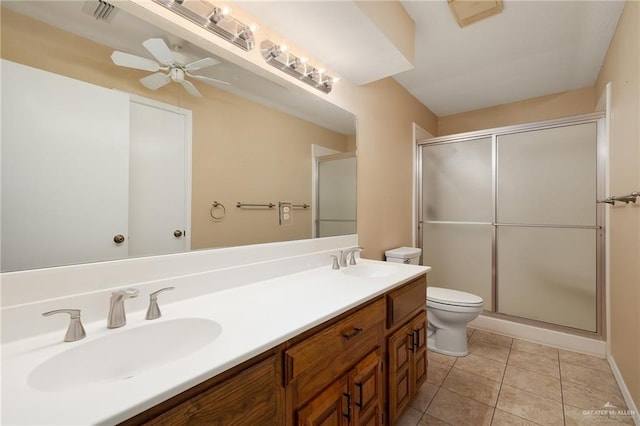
353;78;437;259
595;0;640;410
1;8;349;250
438;86;596;136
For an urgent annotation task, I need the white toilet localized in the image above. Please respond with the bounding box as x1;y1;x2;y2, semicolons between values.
427;287;483;357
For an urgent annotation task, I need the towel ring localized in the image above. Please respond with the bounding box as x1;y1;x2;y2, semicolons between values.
210;201;226;221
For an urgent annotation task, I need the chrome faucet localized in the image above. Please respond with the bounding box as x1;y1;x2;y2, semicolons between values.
339;246;364;268
107;288;139;329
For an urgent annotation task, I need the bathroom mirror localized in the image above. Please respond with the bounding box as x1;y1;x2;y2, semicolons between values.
0;1;357;273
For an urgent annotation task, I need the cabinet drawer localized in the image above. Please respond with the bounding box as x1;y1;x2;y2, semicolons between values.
285;299;384;388
386;276;426;328
142;355;283;426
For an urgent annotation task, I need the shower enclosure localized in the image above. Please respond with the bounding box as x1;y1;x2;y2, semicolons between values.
417;114;605;335
315;153;357;238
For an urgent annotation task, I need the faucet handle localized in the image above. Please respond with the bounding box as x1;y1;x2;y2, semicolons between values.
114;288;139;299
146;287;175;320
330;255;340;270
349;247;364;265
42;309;86;342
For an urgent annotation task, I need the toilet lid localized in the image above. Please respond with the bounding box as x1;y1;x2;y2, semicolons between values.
427;287;484;307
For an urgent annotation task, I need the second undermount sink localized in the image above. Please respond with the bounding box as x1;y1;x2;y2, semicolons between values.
28;318;222;392
341;263;398;278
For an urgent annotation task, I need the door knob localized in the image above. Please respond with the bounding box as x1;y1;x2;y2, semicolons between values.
173;230;184;238
113;234;125;244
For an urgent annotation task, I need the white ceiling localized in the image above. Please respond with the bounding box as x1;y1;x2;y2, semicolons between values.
236;1;414;85
239;0;625;117
6;1;626;122
397;0;625;116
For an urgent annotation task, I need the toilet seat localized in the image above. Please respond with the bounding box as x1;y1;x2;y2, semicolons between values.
427;287;483;307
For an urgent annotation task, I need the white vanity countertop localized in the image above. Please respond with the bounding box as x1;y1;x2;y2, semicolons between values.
1;259;430;425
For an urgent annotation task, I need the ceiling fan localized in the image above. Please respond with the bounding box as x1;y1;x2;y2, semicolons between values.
111;38;230;98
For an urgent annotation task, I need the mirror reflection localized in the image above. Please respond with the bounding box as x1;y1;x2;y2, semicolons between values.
0;1;356;273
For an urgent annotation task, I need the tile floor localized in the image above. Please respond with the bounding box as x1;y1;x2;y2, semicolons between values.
396;328;635;426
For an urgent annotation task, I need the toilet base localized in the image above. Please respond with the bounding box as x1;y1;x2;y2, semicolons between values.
427;325;470;357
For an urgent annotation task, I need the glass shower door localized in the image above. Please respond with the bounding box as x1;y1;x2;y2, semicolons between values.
495;123;599;331
316;154;356;237
421;138;493;309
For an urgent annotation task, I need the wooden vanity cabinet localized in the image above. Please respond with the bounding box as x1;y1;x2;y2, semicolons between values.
285;299;385;426
289;274;428;426
297;349;383;426
122;352;284;426
385;276;428;425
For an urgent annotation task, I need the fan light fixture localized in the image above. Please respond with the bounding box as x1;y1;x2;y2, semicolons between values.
110;37;231;98
152;0;257;51
260;40;339;94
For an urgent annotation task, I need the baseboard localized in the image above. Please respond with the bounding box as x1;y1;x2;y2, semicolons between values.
469;314;606;357
608;355;640;425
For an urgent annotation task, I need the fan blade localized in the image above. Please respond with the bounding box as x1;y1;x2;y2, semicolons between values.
181;80;203;97
140;72;171;90
142;38;174;65
186;72;231;86
185;57;220;71
111;51;160;72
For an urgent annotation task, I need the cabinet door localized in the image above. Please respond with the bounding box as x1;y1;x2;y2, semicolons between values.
387;310;428;425
387;324;412;425
411;311;428;389
143;355;283;426
350;350;383;426
297;376;349;426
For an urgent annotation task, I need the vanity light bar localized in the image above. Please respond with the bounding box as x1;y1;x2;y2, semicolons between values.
260;40;339;94
152;0;256;51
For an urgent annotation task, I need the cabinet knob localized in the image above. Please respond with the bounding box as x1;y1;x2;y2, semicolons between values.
173;230;184;238
113;234;125;244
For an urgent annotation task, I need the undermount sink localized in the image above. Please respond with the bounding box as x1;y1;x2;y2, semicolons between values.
28;318;222;392
341;263;397;278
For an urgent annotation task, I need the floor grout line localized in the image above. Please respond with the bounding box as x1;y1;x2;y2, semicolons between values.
489;336;513;425
403;328;630;426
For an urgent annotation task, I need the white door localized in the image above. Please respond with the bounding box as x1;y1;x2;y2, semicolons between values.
128;97;191;257
1;59;130;271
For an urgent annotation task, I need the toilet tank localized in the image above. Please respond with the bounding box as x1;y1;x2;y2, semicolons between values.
385;247;422;265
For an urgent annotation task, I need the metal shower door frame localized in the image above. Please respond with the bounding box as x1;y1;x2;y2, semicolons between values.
416;112;606;337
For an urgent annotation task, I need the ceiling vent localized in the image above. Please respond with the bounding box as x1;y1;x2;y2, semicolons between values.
447;0;503;28
81;0;118;23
